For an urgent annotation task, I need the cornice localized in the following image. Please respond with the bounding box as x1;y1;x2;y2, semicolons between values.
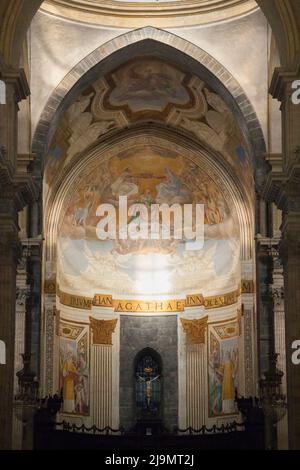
261;151;300;213
0;67;30;102
270;59;300;101
41;0;258;28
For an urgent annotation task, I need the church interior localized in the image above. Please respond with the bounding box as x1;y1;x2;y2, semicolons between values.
0;0;300;451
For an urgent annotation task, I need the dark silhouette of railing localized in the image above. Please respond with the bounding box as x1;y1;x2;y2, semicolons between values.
55;421;125;435
174;421;245;435
33;394;265;449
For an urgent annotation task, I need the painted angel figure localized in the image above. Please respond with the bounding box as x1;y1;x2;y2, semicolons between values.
136;374;160;409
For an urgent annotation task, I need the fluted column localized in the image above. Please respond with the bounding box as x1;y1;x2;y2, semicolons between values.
256;238;275;375
91;345;112;428
90;317;117;429
186;343;207;429
181;317;208;429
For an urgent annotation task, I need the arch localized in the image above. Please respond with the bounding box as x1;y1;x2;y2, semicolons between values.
32;26;265;170
257;0;300;68
134;347;162;373
134;348;162;417
0;0;42;67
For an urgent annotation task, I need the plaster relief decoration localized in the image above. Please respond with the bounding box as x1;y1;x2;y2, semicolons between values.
55;142;241;298
59;327;89;415
208;321;238;417
45;57;253;196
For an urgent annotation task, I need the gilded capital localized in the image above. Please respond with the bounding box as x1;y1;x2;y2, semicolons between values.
180;316;208;345
89;317;118;345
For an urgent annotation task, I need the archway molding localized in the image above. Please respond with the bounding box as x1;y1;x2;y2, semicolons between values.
32;26;265;175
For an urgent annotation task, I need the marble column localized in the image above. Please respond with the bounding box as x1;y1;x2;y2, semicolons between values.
270;67;300;449
280;210;300;449
272;259;288;449
0;66;32;449
14;253;29;395
256;237;275;375
0;201;20;449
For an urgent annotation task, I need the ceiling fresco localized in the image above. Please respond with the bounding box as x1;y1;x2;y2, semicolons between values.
45;57;253;197
44;57;250;299
56;144;240;297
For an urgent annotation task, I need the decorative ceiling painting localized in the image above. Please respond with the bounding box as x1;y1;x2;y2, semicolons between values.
55;143;240;297
44;57;251;299
106;58;191;114
45;57;253;197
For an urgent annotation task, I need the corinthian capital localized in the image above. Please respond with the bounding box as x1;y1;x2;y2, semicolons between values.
89;317;118;345
180;316;208;345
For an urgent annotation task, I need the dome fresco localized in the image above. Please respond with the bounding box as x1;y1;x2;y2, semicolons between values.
56;145;240;297
45;57;248;298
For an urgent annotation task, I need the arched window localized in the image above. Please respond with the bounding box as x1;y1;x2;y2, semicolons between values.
135;349;161;415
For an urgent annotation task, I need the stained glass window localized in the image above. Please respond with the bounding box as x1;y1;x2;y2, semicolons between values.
135;353;161;413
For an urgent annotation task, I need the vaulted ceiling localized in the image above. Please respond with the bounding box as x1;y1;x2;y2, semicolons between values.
40;0;258;27
1;1;300;68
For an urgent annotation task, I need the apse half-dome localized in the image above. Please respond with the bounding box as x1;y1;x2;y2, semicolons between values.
57;143;240;298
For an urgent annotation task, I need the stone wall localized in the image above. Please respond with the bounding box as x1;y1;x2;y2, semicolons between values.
119;315;178;431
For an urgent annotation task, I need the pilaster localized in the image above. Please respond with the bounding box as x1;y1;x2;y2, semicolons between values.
268;65;300;449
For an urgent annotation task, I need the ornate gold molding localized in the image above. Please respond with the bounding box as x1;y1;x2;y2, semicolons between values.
180;316;208;345
58;287;244;313
93;294;113;307
203;288;241;309
59;321;85;339
89;317;118;345
58;290;92;310
44;279;56;294
241;279;255;294
185;294;204;307
114;299;186;313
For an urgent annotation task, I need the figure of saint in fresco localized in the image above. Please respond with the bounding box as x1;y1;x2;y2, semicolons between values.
111;168;139;199
74;376;87;414
110;61;187;108
136;374;160;410
156;167;190;204
217;350;237;414
209;342;222;415
75;351;89;414
62;351;78;413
